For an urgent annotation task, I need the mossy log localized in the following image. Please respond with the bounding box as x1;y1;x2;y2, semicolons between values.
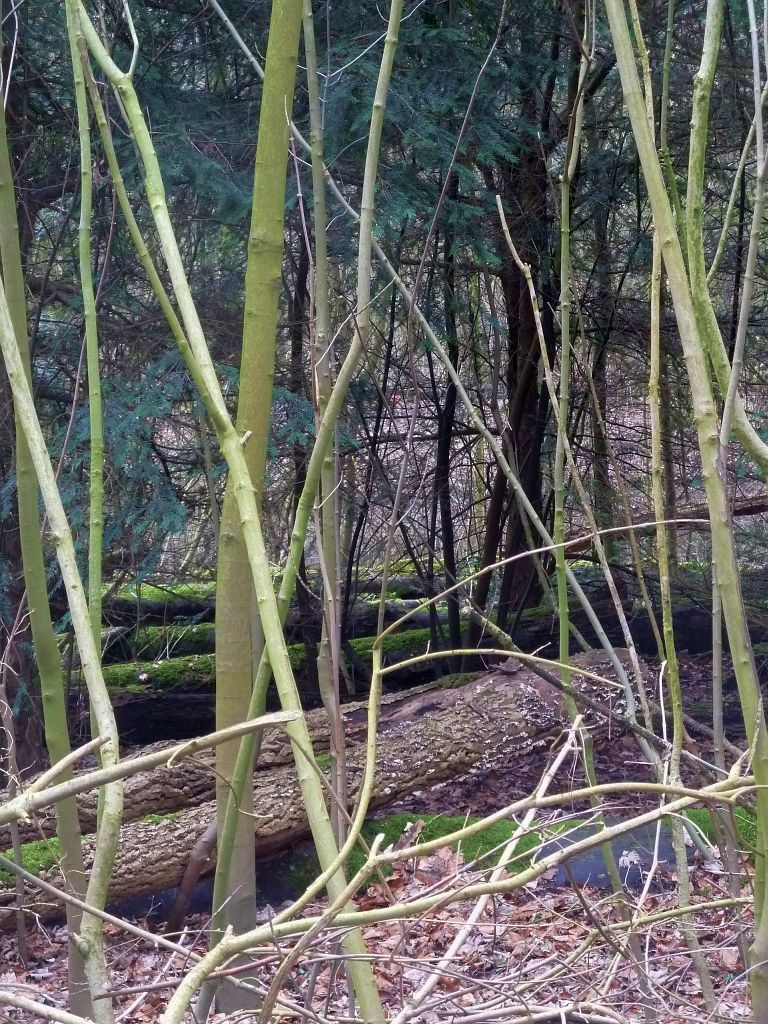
510;595;767;657
1;650;637;926
71;626;464;743
94;577;442;629
74;601;447;667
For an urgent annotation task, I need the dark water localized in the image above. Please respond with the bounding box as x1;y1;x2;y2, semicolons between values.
106;843;316;925
539;820;701;888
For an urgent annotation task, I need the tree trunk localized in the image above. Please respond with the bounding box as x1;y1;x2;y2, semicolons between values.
213;0;304;961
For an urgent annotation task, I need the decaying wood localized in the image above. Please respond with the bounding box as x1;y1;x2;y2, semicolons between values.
2;678;470;848
0;650;640;926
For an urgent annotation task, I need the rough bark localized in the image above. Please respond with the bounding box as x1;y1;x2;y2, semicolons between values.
1;650;640;926
3;678;472;849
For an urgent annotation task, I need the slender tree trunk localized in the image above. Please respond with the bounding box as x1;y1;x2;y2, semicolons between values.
213;0;304;962
0;39;93;1021
435;173;462;662
604;2;768;1015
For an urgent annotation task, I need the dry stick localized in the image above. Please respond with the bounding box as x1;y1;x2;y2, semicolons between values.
115;934;187;1024
554;0;591;717
707;79;768;284
391;721;581;1024
721;0;768;451
254;830;389;1024
25;737;107;796
0;991;94;1024
575;334;664;660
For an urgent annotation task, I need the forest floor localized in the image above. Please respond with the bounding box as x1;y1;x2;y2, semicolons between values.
0;652;755;1023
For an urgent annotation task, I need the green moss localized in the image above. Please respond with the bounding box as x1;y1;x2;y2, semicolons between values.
684;806;758;853
349;623;468;662
140;812;182;824
284;813;565;894
134;623;216;661
376;813;544;867
112;581;217;603
99;624;455;695
102;654;217;695
436;672;476;690
0;837;62;886
314;753;331;770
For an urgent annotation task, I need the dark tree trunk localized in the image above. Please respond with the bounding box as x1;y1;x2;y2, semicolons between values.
435;172;462;666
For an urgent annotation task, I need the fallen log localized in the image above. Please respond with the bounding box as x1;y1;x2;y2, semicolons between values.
1;650;640;926
2;676;475;848
94;580;442;631
85;601;447;665
72;626;463;743
563;496;768;556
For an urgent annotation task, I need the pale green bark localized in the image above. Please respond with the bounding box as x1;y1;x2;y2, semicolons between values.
720;0;767;449
213;0;404;936
65;0;103;648
0;268;122;1024
0;93;92;1020
213;0;304;957
304;0;346;843
650;234;715;1006
603;2;768;1016
78;17;384;962
79;11;383;1019
682;0;768;479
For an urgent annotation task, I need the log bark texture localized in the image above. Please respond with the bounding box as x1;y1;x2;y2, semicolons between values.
0;650;640;926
